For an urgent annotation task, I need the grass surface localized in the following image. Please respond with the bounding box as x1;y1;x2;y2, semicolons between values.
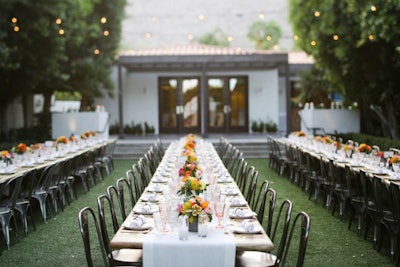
0;158;395;266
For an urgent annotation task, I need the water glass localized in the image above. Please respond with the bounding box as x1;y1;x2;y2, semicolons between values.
178;216;189;240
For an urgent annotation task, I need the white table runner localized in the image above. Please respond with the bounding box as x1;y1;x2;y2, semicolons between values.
143;226;236;267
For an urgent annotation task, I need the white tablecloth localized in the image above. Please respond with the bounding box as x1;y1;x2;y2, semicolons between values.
143;226;236;267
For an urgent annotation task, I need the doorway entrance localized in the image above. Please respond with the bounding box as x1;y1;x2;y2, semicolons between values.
158;76;248;134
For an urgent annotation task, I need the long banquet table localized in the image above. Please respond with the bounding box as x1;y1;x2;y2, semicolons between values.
0;137;114;185
109;138;274;267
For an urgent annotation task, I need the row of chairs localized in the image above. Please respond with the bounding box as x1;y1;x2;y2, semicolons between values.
269;136;400;265
218;137;311;267
0;140;115;252
78;138;164;267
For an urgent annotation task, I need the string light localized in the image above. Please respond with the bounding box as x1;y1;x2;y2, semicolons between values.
333;34;339;41
311;40;317;46
266;35;272;41
227;36;233;42
145;32;152;38
187;34;193;40
371;5;377;12
368;34;374;40
259;13;265;20
55;18;62;25
314;11;320;17
198;14;205;20
13;26;19;32
100;17;107;24
94;49;100;55
59;29;64;35
293;35;299;41
11;17;17;23
103;30;109;36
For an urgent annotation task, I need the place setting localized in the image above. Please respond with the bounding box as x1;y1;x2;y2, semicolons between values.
230;219;263;235
122;214;153;231
229;207;257;219
132;202;159;215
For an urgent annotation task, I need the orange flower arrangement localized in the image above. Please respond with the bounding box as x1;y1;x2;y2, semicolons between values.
1;150;12;159
391;155;400;164
342;144;354;151
70;135;78;143
358;143;372;153
12;143;30;154
295;131;306;137
322;136;333;144
178;176;207;197
56;136;69;144
178;196;212;223
30;143;44;151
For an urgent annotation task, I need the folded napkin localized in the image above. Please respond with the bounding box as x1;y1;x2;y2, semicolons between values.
230;197;241;205
225;187;234;195
142;203;152;213
234;208;246;217
148;193;157;202
131;215;146;227
241;219;255;232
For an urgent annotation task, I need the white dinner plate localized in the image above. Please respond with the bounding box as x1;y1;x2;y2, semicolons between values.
231;226;263;234
122;221;152;231
229;211;256;219
140;196;159;202
146;187;164;193
229;201;248;207
132;207;158;215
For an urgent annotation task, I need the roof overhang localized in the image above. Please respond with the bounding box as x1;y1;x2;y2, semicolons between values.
119;53;288;72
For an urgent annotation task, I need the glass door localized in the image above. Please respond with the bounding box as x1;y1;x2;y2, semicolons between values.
159;77;200;133
208;76;248;133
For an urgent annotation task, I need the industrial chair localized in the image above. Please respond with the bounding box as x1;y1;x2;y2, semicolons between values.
0;176;22;250
235;199;294;267
97;195;143;266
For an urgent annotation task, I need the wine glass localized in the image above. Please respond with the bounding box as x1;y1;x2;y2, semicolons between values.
214;201;225;229
158;200;170;232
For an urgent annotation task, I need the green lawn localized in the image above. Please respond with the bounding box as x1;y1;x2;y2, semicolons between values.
0;159;395;266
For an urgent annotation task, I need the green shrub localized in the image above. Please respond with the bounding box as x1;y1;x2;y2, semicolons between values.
336;133;400;150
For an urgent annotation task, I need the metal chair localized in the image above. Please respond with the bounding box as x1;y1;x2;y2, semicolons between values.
78;206;110;267
0;175;22;250
116;177;136;220
235;199;293;267
15;169;38;236
97;195;142;266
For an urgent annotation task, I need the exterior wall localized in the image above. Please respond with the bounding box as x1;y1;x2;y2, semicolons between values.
97;67;281;134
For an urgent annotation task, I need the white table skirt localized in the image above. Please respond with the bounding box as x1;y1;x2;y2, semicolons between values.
143;226;236;267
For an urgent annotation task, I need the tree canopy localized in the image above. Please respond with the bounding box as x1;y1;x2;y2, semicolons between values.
289;0;400;138
247;20;282;50
0;0;126;133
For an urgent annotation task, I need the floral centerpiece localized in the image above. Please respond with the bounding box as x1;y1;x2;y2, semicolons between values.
80;131;93;140
390;155;400;164
56;135;69;144
294;131;306;137
12;143;30;154
342;144;354;151
178;176;207;197
70;135;78;143
358;143;372;153
178;196;212;226
30;143;44;151
179;160;202;178
322;136;333;144
1;150;13;165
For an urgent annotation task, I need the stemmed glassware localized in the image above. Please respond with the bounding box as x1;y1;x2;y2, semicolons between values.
158;200;170;232
214;201;225;229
